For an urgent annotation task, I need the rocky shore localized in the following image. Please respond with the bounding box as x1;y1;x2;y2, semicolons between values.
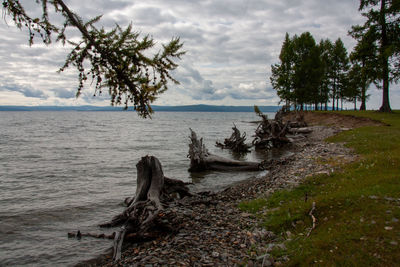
84;113;380;267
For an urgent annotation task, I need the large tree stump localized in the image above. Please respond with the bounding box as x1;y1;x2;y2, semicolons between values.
252;114;291;149
215;124;251;153
70;156;192;262
188;129;260;172
252;107;312;149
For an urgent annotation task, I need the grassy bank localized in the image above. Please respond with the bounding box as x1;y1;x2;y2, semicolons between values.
239;111;400;266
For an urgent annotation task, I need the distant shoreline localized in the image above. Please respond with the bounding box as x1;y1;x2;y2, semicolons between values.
0;104;280;113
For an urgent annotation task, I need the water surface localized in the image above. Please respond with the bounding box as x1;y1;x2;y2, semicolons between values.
0;111;279;266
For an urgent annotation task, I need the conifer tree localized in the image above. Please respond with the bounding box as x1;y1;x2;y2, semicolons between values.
319;39;334;110
270;33;295;108
2;0;185;117
329;38;349;110
350;0;400;112
291;32;323;110
345;63;363;110
349;30;378;110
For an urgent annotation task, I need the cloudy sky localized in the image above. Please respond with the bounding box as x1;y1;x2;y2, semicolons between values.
0;0;398;109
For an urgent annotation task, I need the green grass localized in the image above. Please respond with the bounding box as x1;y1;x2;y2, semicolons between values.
239;111;400;266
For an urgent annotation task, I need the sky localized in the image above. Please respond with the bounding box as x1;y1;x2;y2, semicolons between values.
0;0;399;109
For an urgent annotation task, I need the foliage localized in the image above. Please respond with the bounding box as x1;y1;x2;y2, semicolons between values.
318;39;334;110
329;38;350;110
270;33;294;107
292;32;323;110
349;0;400;112
349;27;378;110
271;33;350;111
1;0;185;117
345;63;363;108
239;110;400;265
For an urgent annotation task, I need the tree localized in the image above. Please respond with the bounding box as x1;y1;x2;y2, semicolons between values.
329;38;350;111
271;32;323;110
291;32;323;110
349;29;378;110
350;0;400;112
270;33;295;108
2;0;185;117
319;39;334;110
345;63;363;110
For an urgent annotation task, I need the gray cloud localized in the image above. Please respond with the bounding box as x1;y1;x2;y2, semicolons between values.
0;83;47;99
0;0;398;108
53;88;76;99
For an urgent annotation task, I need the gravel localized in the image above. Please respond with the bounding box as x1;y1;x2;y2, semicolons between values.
82;125;356;267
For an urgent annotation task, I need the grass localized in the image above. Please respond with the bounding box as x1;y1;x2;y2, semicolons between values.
239;110;400;266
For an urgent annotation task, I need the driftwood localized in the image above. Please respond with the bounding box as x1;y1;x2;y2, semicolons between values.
70;156;192;262
252;113;291;149
289;112;308;128
215;124;251;153
252;108;311;150
307;201;317;237
189;129;261;172
288;127;313;134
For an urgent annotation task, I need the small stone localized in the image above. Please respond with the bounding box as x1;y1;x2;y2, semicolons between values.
262;259;273;267
286;231;292;238
384;226;393;230
212;251;219;258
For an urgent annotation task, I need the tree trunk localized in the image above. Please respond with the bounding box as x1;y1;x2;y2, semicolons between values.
189;129;260;172
70;156;192;262
360;86;366;110
378;0;392;112
360;60;367;111
336;95;339;111
341;97;343;111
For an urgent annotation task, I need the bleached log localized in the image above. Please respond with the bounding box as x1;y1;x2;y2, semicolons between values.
189;129;260;172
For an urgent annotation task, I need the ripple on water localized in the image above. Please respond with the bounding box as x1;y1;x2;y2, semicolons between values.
0;111;276;266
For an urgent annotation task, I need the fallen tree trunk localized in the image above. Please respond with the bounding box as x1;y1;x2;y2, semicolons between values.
188;128;261;172
288;127;313;134
70;156;192;262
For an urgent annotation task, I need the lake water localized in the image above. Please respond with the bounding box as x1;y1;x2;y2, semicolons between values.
0;111;278;266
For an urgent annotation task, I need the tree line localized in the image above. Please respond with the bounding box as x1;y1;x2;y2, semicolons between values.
271;0;399;112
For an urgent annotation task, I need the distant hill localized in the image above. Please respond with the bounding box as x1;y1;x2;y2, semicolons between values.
0;105;280;112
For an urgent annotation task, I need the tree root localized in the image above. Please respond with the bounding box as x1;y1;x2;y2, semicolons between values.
70;155;192;262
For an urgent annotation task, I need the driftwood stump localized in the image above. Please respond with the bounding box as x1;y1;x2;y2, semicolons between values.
252;112;291;149
216;124;251;153
252;108;312;150
188;129;260;172
69;156;192;262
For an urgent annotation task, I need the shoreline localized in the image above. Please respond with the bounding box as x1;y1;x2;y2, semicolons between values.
80;112;381;266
